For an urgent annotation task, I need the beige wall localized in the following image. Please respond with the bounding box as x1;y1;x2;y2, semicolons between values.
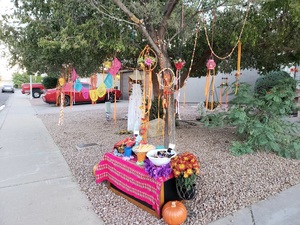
120;69;260;103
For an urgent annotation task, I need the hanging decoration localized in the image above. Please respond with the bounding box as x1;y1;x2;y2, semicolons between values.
104;73;113;89
235;40;242;94
89;89;99;103
97;82;106;98
81;86;89;99
90;74;98;104
174;58;186;119
182;12;201;107
127;69;143;132
157;68;175;139
74;79;82;92
71;68;78;82
57;63;72;126
219;77;229;109
103;57;122;126
205;58;217;110
58;77;66;87
103;60;112;69
58;92;65;126
137;45;157;142
202;0;250;60
157;68;175;109
109;58;122;76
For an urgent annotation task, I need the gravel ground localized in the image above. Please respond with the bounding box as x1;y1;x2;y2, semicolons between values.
37;102;300;225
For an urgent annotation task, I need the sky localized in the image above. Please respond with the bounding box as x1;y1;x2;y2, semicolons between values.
0;0;18;81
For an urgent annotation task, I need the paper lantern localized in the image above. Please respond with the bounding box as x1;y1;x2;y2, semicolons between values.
206;59;216;70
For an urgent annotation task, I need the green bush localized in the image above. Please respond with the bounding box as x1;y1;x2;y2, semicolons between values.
254;71;295;95
202;81;300;160
42;76;58;89
12;72;29;88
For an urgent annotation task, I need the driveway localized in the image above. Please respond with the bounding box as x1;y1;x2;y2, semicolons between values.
28;93;129;115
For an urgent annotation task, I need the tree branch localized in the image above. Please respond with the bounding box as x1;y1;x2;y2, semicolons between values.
110;0;162;56
158;0;179;39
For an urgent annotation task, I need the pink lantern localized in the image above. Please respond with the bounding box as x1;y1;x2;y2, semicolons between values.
206;59;216;70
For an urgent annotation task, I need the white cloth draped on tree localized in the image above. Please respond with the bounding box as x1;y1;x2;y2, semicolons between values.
127;83;142;131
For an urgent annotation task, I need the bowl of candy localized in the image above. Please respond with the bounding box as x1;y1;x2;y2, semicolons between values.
146;149;177;166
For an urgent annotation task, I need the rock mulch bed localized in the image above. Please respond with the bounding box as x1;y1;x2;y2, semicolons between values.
38;103;300;225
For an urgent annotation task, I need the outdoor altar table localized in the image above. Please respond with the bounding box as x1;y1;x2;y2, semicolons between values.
95;152;180;218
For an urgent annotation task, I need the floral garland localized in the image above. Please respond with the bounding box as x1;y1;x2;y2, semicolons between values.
144;159;172;179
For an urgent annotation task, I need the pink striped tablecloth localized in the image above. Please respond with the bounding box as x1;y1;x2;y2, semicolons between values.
95;152;172;215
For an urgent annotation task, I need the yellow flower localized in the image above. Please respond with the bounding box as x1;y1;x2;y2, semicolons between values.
178;163;186;171
187;168;193;175
183;172;189;178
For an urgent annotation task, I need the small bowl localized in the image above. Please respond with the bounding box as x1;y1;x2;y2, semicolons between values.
146;149;177;166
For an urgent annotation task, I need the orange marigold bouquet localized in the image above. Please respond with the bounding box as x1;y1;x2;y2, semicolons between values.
170;152;200;194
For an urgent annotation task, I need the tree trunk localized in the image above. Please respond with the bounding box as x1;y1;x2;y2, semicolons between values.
158;55;176;148
110;0;178;147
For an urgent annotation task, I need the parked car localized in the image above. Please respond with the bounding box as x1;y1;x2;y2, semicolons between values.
42;82;122;106
2;85;14;93
21;83;46;98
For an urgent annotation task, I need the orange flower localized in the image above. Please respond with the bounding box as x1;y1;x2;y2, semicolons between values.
171;152;200;179
186;163;193;169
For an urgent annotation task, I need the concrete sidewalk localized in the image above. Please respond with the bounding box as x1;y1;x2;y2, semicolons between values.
208;183;300;225
0;93;104;225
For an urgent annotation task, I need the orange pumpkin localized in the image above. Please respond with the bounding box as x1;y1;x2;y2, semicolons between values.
162;201;187;225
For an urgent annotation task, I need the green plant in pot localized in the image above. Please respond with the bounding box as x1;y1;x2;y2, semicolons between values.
170;152;200;200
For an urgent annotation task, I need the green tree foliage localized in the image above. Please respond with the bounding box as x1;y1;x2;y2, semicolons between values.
202;80;300;159
42;76;58;89
240;0;300;73
0;0;142;75
12;72;43;88
1;0;299;78
12;72;29;88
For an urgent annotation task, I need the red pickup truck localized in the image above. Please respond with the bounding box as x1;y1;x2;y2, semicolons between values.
21;83;46;98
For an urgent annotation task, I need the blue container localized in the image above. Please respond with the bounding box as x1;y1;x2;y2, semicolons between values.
124;146;132;157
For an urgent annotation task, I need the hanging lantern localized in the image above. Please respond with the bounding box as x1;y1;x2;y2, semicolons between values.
174;59;186;70
206;58;216;70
